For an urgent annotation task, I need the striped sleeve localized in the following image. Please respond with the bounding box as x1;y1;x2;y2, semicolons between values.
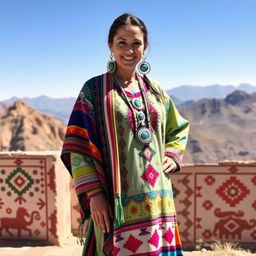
164;97;190;171
71;152;103;198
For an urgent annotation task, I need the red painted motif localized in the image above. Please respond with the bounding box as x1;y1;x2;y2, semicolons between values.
196;217;202;229
0;207;40;237
202;229;212;239
252;176;256;186
213;208;256;239
47;165;56;193
14;159;23;166
216;176;249;207
252;200;256;211
202;200;213;210
195;186;202;197
0;198;4;208
204;176;215;185
227;166;239;173
49;210;57;238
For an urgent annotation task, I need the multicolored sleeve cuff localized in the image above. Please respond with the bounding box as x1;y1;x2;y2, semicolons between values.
87;188;104;198
164;151;182;172
71;152;104;197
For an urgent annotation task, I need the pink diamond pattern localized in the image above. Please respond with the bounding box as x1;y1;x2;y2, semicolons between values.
162;227;174;244
140;146;155;162
148;229;159;248
141;165;159;187
123;234;143;253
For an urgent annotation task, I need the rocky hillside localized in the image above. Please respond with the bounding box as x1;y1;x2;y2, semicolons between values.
1;91;255;163
182;90;256;163
0;102;7;117
0;101;65;151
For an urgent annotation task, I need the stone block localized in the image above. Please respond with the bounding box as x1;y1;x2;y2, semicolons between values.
0;151;73;245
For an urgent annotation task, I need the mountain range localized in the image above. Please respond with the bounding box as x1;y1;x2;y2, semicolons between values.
0;89;255;163
2;83;256;124
166;83;256;101
181;90;256;163
0;100;65;151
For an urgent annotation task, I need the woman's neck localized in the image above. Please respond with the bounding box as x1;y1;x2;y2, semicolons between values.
114;67;137;86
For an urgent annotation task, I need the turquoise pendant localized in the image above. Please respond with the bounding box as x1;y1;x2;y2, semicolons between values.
137;112;145;121
136;127;152;145
137;112;146;126
107;60;116;73
138;61;151;75
131;98;143;110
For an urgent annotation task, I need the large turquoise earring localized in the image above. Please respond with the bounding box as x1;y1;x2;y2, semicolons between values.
138;57;151;75
107;53;116;73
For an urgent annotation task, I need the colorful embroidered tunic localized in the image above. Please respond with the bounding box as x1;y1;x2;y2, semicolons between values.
61;73;189;256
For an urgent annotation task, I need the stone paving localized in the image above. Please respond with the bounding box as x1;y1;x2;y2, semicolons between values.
1;246;256;256
0;240;255;256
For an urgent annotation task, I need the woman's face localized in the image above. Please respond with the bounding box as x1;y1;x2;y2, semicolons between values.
109;24;146;73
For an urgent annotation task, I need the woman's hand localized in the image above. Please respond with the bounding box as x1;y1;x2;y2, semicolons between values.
90;193;113;233
162;156;177;174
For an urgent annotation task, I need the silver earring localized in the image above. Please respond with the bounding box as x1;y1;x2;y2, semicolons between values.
138;56;151;75
107;52;116;73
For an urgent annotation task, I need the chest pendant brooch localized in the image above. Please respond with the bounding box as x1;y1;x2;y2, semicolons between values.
114;75;152;145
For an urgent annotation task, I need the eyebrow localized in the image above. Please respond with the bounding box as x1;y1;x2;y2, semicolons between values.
116;37;142;41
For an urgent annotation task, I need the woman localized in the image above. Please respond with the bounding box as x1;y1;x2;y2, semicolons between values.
61;13;189;256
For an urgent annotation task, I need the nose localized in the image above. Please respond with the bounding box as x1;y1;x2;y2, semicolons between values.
124;44;135;53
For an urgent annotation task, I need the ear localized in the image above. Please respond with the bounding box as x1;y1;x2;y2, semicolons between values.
108;42;113;52
143;43;148;54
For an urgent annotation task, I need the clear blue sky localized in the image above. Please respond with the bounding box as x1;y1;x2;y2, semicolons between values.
0;0;255;100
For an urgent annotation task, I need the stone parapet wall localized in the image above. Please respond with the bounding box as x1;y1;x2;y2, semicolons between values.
1;152;255;247
0;152;73;245
71;161;256;247
171;162;256;247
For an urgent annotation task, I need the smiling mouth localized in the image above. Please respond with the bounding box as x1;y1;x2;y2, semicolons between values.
122;56;135;61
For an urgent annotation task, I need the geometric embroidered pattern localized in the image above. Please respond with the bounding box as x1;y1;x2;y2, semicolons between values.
112;246;121;256
216;176;250;207
139;228;150;236
148;229;159;248
123;234;143;253
115;234;124;242
6;167;34;196
139;145;156;162
162;227;174;244
141;164;159;187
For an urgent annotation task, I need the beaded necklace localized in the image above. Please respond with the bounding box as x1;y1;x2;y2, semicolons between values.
114;74;152;145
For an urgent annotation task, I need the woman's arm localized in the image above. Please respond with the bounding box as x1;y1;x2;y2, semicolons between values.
71;152;113;233
164;97;190;172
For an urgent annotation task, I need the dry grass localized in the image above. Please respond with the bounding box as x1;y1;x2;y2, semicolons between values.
195;239;254;256
211;241;252;256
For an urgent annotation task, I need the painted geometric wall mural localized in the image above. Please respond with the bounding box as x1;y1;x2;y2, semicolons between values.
1;153;255;247
169;163;256;247
0;156;57;242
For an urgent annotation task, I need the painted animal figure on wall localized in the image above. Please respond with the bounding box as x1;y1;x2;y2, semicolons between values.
213;208;256;239
0;207;40;237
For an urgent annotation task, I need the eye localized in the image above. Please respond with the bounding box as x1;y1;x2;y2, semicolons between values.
133;41;142;48
118;41;126;46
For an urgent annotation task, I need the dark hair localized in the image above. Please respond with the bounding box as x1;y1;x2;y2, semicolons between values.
108;13;148;47
108;14;163;100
